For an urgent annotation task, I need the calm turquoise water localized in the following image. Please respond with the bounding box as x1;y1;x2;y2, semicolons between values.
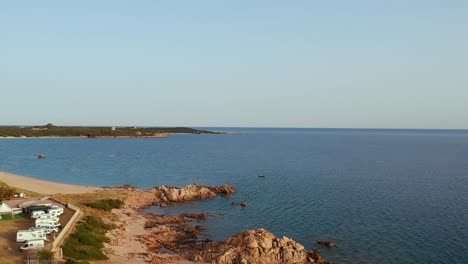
1;128;468;263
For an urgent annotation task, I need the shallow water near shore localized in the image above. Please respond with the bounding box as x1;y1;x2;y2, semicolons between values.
1;128;468;263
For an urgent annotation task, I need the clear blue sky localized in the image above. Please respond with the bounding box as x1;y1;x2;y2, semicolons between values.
1;1;467;128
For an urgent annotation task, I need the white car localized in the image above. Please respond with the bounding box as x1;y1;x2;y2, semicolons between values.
20;239;45;251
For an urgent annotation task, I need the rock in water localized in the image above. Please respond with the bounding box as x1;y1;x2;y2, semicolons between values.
37;154;46;159
317;240;336;248
241;201;248;207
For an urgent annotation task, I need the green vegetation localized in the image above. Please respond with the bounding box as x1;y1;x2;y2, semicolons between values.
0;213;26;220
0;180;40;198
62;216;113;261
0;124;220;138
0;185;15;200
65;259;90;264
38;249;54;263
86;198;124;211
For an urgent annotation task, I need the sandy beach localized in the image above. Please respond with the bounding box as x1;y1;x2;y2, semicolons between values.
0;171;101;194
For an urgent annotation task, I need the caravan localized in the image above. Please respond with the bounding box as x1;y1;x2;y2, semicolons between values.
29;226;59;235
16;230;47;242
48;206;64;215
35;218;60;227
37;214;60;221
36;222;61;229
31;210;46;219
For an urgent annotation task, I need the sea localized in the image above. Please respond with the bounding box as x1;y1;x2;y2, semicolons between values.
1;128;467;264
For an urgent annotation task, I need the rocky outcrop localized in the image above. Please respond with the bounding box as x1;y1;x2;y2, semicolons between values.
124;189;161;209
139;213;209;252
158;184;236;202
184;229;332;264
124;184;236;209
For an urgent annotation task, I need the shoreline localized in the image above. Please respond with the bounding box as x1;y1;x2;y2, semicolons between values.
0;172;328;264
0;171;101;194
0;133;234;139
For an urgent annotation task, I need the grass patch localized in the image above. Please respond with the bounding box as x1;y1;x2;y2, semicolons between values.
86;198;124;211
0;213;26;220
0;180;41;197
62;216;113;260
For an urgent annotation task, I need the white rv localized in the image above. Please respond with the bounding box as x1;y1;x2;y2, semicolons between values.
31;210;46;219
48;206;64;215
36;222;61;229
20;239;45;251
16;230;47;242
37;214;60;221
35;219;60;227
29;226;58;235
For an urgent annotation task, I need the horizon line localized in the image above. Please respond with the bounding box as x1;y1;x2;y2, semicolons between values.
1;124;468;131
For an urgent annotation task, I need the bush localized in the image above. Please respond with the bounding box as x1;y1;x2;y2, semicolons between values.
86;199;124;211
0;185;15;200
62;216;113;260
38;249;54;263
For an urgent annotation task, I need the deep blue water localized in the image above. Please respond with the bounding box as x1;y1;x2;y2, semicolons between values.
1;128;468;263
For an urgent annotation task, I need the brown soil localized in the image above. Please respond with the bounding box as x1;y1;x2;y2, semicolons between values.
0;217;35;264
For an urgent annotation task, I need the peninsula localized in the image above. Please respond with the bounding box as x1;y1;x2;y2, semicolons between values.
0;123;220;138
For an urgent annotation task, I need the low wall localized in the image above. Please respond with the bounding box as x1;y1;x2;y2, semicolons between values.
51;203;81;252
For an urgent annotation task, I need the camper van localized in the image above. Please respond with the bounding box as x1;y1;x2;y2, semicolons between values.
37;214;60;221
20;239;45;251
29;226;58;235
31;210;46;218
48;206;64;215
26;205;51;214
36;222;61;229
16;230;47;242
35;219;60;227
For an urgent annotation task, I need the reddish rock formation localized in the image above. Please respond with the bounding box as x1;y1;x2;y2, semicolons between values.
140;213;210;253
183;229;332;264
144;213;208;228
124;184;236;209
157;184;235;203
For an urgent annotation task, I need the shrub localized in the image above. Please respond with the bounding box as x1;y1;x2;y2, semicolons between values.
62;216;113;260
38;249;54;263
65;259;89;264
0;185;15;200
86;199;124;211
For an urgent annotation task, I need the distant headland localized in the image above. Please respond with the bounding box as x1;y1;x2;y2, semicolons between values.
0;123;222;138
